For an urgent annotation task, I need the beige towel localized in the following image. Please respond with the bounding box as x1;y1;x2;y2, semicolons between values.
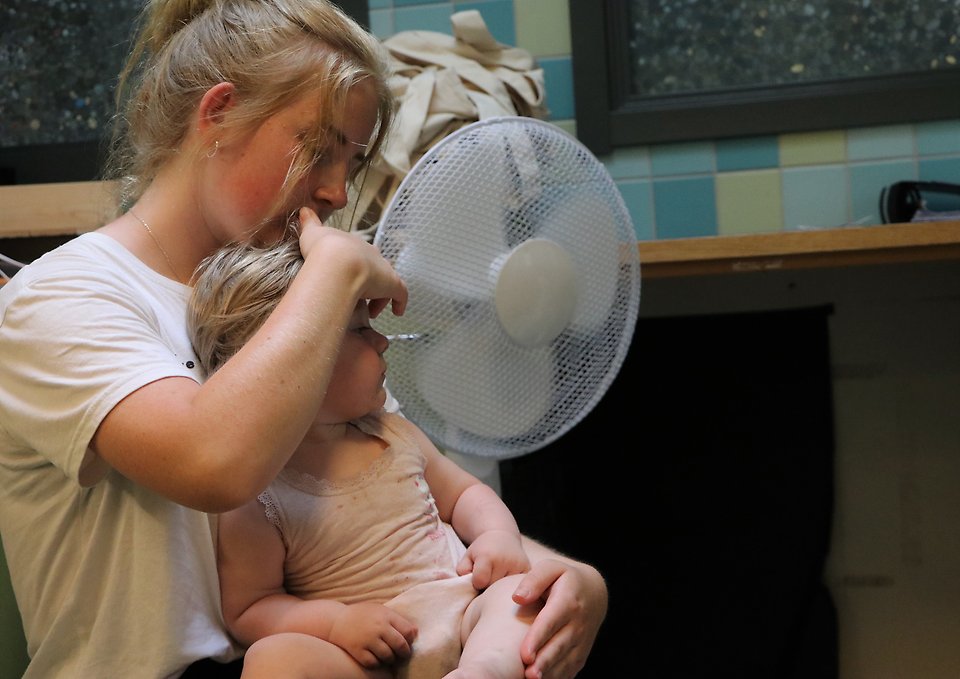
347;10;548;237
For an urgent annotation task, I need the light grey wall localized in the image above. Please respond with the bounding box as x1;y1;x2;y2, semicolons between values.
640;259;960;679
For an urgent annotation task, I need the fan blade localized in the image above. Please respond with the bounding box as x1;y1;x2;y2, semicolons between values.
379;141;519;303
537;186;625;334
417;314;553;441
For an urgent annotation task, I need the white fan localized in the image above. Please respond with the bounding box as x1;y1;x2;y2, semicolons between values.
373;116;640;461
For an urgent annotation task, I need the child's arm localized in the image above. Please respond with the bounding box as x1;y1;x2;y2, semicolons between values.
217;498;417;668
415;425;530;589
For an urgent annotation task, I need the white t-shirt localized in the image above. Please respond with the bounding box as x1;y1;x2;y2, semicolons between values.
0;233;241;678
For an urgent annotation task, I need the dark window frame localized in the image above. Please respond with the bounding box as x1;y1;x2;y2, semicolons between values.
570;0;960;155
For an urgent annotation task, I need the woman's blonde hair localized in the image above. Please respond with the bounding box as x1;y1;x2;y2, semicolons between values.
106;0;395;223
188;239;303;374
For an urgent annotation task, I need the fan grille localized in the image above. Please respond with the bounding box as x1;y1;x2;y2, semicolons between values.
373;117;640;459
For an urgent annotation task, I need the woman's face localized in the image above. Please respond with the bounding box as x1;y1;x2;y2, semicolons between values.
208;81;379;246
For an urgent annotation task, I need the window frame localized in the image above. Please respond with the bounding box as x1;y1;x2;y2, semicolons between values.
570;0;960;155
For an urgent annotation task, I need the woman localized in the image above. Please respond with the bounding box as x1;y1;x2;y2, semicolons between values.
0;2;606;678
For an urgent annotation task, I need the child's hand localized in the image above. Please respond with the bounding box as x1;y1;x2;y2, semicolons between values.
457;529;531;590
329;601;417;668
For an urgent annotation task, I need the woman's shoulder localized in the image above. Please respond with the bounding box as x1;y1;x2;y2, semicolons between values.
2;232;180;304
24;232;141;277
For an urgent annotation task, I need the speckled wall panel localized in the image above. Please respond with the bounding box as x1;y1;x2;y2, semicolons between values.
0;0;142;147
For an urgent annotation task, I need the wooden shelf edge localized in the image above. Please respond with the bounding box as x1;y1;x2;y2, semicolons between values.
639;221;960;277
0;181;118;239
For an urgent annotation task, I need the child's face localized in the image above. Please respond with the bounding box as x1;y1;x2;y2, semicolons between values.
319;300;390;422
209;81;379;246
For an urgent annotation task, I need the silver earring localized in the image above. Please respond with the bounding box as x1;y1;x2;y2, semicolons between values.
207;140;220;158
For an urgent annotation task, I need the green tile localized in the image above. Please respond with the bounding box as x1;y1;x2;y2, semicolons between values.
514;0;570;57
394;4;454;33
540;56;574;120
849;160;916;224
716;170;783;235
650;141;714;176
617;180;655;241
782;166;849;230
916;119;960;156
369;8;394;39
847;124;914;161
715;136;778;171
919;156;960;183
455;0;516;45
779;130;846;166
550;119;577;139
600;146;651;180
653;177;718;239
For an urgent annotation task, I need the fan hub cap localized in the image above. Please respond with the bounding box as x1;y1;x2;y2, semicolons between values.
493;238;578;348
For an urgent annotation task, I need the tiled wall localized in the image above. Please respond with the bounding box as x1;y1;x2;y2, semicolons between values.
369;0;960;241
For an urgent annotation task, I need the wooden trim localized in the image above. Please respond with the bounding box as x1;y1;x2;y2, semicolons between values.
639;221;960;277
0;181;118;238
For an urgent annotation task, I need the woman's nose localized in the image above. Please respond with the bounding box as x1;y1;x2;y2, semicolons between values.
312;165;349;211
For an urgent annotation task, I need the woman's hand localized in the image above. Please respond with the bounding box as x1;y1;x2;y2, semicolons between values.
512;545;608;679
296;207;407;319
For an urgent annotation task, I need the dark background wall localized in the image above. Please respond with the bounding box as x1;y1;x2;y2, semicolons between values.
501;305;838;679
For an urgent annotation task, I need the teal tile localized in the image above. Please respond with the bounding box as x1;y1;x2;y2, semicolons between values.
716;136;779;171
849;160;916;224
368;0;392;9
650;142;714;177
782;166;849;230
395;0;446;6
369;8;394;39
916;119;960;156
919;156;960;183
600;146;651;180
394;4;453;33
652;177;718;239
616;180;655;240
539;56;574;120
847;125;914;161
454;0;515;45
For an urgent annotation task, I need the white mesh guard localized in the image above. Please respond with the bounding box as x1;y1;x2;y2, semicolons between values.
373;117;641;459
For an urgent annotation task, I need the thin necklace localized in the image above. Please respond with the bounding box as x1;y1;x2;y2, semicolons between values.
129;208;183;284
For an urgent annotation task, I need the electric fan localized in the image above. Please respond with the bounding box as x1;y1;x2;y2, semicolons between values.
372;116;640;462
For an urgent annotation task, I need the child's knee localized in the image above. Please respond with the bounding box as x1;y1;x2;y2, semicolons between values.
462;573;541;639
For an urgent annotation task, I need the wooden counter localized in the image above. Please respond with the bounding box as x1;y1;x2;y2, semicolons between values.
639;220;960;278
2;181;959;278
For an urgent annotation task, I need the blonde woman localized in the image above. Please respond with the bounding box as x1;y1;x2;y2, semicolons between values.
0;2;606;678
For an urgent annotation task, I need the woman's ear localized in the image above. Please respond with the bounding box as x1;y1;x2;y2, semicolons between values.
197;82;236;134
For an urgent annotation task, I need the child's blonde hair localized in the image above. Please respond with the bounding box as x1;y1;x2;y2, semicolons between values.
188;240;303;374
107;0;394;223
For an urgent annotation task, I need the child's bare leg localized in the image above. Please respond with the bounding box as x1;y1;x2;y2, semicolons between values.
443;574;542;679
241;632;392;679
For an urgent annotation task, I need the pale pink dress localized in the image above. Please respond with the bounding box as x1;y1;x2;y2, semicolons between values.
257;410;477;678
